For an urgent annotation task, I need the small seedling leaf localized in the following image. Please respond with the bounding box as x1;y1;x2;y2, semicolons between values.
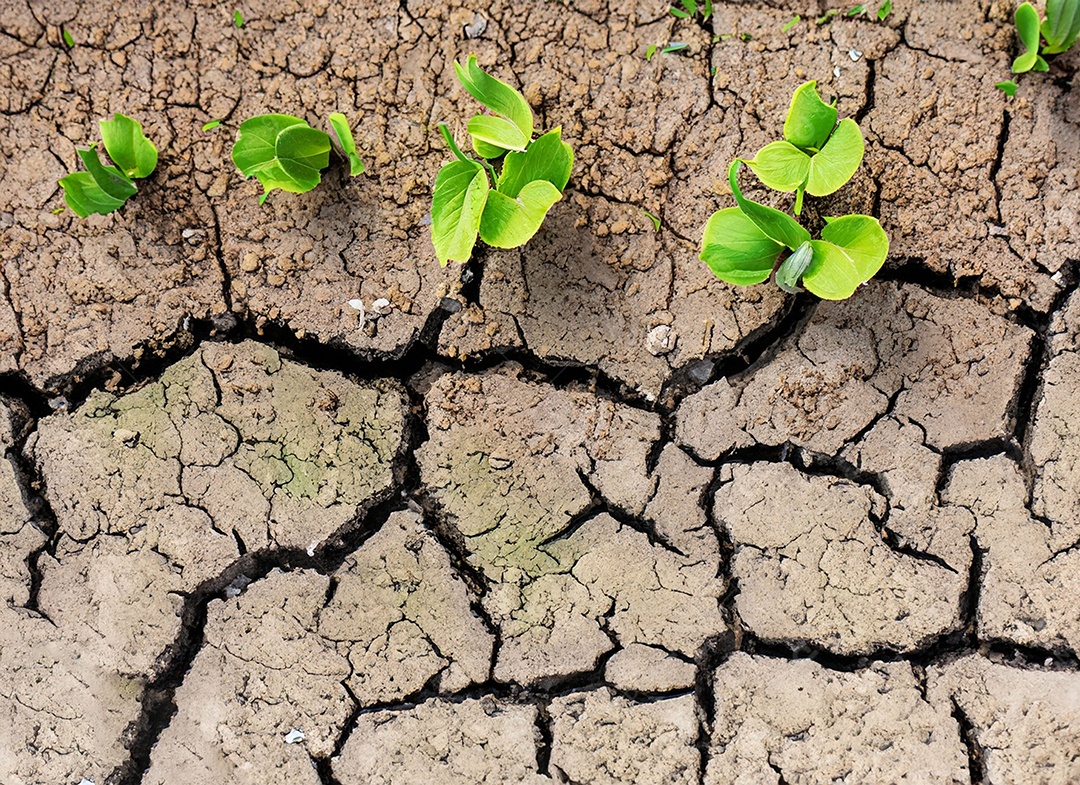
782;15;801;32
642;210;661;231
846;4;866;15
59;171;127;218
62;27;75;47
645;44;658;60
669;8;690;18
467;115;529;154
234;10;244;27
775;241;814;293
77;146;137;201
432;160;489;265
876;1;892;21
728;160;811;250
275;125;331;183
784;81;838;151
662;43;689;53
497;127;572;197
232;114;307;176
700;207;783;285
455;55;533;141
806;118;864;196
817;9;840;23
746;141;811;193
99;114;158;179
328;112;365;176
479;179;562;248
1013;3;1043;73
202;119;222;131
1043;0;1080;52
801;214;888;299
996;80;1019;96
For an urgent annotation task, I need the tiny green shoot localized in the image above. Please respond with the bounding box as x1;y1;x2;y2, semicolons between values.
231;113;365;204
699;81;887;301
51;206;66;215
877;1;893;20
740;32;752;41
662;42;689;54
234;10;244;28
642;210;661;231
62;27;75;48
645;44;658;60
431;54;574;265
846;4;867;16
1011;1;1078;74
58;113;158;218
816;9;840;24
996;79;1019;95
783;16;802;32
669;0;713;21
202;119;222;131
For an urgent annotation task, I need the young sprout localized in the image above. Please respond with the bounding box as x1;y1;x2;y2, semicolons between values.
231;113;365;203
58;113;158;217
699;81;888;301
430;55;573;266
1012;0;1079;74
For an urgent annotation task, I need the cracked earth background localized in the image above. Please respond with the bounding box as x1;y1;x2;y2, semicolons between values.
1;0;1079;783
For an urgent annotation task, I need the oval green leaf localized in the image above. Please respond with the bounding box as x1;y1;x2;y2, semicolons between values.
1043;0;1080;52
746;140;811;192
801;214;889;300
806;118;864;196
59;171;127;218
479;179;562;249
728;159;811;251
77;145;137;201
99;113;158;179
232;114;307;176
1012;50;1039;73
497;127;573;198
784;81;838;151
467;115;529;153
275;124;331;183
700;206;783;286
1015;2;1042;57
328;112;365;176
455;54;533;141
432;160;489;265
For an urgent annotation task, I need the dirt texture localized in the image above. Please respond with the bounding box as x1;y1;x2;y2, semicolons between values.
2;0;1080;782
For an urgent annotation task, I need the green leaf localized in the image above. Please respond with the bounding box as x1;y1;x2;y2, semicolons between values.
99;113;158;179
234;9;244;27
232;114;307;176
801;214;889;299
876;1;892;21
1013;2;1043;73
775;241;814;293
497;128;573;197
1043;0;1080;52
77;146;137;201
700;207;783;285
454;54;533;141
275;125;331;183
328;112;365;176
846;4;866;16
806;118;864;196
662;43;689;53
59;171;127;218
782;15;801;32
62;27;75;47
467;115;529;153
645;44;658;60
996;80;1019;96
642;210;661;231
728;159;811;250
432;160;489;265
479;180;562;249
784;81;838;151
202;119;222;131
746;140;811;192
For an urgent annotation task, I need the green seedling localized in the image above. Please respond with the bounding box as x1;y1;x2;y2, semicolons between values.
646;44;658;60
58;113;158;218
231;112;364;204
669;0;713;21
996;79;1020;95
202;119;222;131
877;1;893;20
1012;0;1079;73
743;81;864;215
234;10;244;28
783;16;802;32
699;82;887;301
62;27;75;48
642;210;661;231
431;55;573;266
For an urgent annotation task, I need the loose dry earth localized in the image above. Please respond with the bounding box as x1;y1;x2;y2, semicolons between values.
1;0;1079;783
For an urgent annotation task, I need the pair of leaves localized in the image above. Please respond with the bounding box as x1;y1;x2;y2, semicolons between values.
432;128;572;265
59;114;158;218
455;54;534;159
745;81;864;214
231;113;363;204
700;161;888;300
1043;0;1080;53
1014;3;1051;72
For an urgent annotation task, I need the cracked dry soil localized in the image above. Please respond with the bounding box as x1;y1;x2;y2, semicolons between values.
1;0;1079;783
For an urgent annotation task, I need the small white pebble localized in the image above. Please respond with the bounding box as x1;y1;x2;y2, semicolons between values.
306;542;318;557
848;49;862;61
284;729;305;744
78;780;95;785
833;65;842;77
464;13;487;38
347;298;365;311
370;298;392;317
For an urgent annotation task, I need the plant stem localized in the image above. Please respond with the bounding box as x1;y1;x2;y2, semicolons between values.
438;123;472;164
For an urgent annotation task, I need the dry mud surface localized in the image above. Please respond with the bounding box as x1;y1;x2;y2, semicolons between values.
1;0;1079;783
